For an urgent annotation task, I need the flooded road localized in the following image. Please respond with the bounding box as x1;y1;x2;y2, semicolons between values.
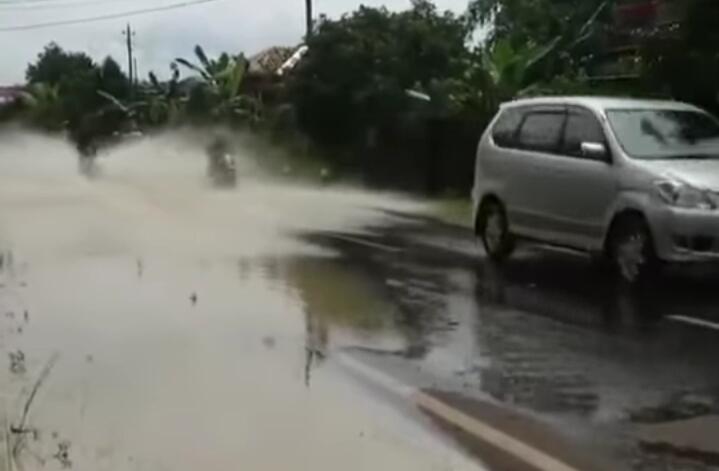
0;131;481;471
3;130;719;471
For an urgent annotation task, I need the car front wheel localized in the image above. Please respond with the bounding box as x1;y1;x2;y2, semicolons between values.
609;216;658;285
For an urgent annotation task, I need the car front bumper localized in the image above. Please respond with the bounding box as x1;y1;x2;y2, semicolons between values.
649;206;719;263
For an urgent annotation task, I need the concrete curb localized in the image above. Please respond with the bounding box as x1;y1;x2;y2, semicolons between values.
338;352;618;471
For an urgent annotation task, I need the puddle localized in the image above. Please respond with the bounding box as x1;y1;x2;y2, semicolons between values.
1;254;481;470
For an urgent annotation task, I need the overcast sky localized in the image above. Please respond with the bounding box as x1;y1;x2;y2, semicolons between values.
0;0;471;84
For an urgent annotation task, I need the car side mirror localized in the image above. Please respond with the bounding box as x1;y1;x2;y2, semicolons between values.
581;142;609;162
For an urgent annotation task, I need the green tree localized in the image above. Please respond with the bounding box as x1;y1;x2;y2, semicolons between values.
25;43;98;129
25;43;130;137
99;56;129;101
289;0;470;149
26;43;95;86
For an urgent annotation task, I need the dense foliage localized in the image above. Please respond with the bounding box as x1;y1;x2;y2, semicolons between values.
290;0;470;149
640;0;719;114
21;43;130;143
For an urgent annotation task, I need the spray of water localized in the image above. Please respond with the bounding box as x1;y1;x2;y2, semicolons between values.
0;128;422;262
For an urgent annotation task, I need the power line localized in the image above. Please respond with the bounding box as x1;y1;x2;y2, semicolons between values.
0;0;62;3
0;0;103;5
0;0;224;31
0;0;149;12
0;0;141;5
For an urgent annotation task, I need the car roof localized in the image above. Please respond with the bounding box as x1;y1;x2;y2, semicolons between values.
501;96;703;113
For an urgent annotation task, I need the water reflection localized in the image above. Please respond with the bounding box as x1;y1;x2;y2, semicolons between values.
230;256;397;386
473;263;600;415
472;256;719;421
231;254;455;385
283;257;394;334
475;258;661;333
304;306;328;387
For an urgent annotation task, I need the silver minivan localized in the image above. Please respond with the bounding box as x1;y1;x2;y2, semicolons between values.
472;96;719;283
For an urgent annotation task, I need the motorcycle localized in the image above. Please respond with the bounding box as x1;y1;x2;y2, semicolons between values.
206;147;237;188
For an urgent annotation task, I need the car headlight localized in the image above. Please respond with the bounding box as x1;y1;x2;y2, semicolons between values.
655;180;717;210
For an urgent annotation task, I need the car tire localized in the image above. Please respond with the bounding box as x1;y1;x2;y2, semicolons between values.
478;200;514;262
608;215;659;285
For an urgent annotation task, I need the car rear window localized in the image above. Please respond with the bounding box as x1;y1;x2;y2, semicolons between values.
491;108;524;147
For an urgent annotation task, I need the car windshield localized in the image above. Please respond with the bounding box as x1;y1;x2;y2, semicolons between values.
606;109;719;159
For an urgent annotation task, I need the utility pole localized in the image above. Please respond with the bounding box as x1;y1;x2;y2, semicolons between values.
122;23;136;97
305;0;313;38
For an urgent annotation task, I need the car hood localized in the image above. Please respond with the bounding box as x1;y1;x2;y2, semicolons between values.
640;159;719;190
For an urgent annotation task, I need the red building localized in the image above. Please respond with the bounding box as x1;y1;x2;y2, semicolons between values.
0;86;23;108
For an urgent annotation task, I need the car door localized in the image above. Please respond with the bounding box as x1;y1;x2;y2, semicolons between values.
546;106;618;250
503;106;568;240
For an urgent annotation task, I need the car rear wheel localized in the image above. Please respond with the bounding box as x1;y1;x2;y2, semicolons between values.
609;216;658;285
478;200;514;261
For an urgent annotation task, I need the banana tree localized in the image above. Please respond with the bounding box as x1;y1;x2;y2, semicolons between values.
96;62;186;128
175;45;261;124
176;46;237;82
474;0;609;111
140;63;184;125
479;37;561;108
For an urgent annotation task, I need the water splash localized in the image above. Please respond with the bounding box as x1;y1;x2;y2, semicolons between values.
0;128;423;262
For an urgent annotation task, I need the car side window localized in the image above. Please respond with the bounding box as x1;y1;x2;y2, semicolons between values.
562;108;606;158
491;108;524;148
517;112;566;153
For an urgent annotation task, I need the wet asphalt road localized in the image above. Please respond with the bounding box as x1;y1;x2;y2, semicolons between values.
307;212;719;470
1;132;719;471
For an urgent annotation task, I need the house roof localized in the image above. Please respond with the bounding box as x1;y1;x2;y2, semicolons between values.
248;46;295;75
248;45;307;76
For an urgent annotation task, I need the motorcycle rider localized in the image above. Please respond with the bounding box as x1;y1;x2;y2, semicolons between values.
206;136;237;187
